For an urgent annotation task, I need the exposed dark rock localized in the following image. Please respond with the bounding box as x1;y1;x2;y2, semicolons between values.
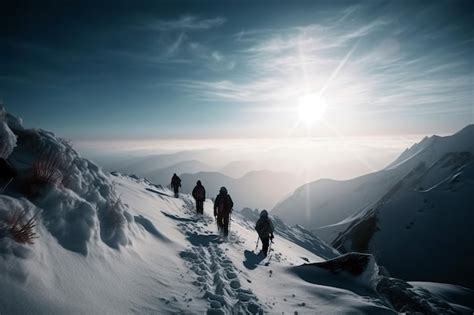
333;211;379;253
377;277;457;314
309;252;372;276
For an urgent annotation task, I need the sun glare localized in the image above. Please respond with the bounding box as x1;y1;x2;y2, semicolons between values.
297;93;328;126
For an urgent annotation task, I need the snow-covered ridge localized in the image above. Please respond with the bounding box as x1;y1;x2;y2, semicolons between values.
274;123;474;290
385;125;474;170
333;146;474;288
1;109;473;314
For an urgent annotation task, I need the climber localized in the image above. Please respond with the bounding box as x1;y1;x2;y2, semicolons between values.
214;186;233;237
170;173;181;198
255;210;274;257
192;180;206;214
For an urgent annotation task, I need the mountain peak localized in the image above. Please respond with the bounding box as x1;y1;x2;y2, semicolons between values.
454;123;474;137
386;124;474;170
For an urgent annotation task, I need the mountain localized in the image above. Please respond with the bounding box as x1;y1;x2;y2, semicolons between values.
181;170;300;210
219;160;259;178
1;109;473;314
145;159;214;186
114;149;220;177
333;146;474;288
273;125;474;288
272;172;394;230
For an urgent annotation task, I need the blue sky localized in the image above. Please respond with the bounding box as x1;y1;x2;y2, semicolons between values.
1;0;473;140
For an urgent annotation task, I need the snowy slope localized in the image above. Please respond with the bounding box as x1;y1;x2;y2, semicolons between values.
272;172;395;231
273;125;474;238
1;109;473;314
0;173;394;314
4;172;469;314
274;125;474;289
333;149;474;288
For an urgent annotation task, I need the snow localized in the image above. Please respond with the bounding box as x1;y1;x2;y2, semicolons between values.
274;125;474;237
2;169;470;313
0;177;206;314
0;172;397;314
384;135;437;170
0;107;17;158
272;171;396;237
409;281;474;313
1;109;473;314
386;125;474;171
274;124;474;289
335;150;474;288
8;127;132;254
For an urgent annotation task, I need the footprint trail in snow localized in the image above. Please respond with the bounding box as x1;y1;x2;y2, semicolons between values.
169;197;264;314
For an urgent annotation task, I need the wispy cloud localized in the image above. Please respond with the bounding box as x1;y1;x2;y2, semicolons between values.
112;15;231;70
150;15;226;31
165;32;187;56
149;16;232;69
187;42;235;71
178;79;297;102
178;6;473;120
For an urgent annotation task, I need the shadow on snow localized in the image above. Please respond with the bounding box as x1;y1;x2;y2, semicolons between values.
243;250;265;270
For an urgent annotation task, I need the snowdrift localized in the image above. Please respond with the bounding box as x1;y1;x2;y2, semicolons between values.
291;252;470;314
2;108;131;255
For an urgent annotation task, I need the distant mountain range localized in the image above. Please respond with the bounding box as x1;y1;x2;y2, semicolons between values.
115;150;217;176
145;160;214;186
109;151;298;210
273;125;474;288
181;170;300;210
218;160;259;178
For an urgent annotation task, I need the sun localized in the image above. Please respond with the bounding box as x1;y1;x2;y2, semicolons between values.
297;93;328;126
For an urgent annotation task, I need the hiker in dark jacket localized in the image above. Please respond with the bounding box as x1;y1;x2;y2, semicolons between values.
214;187;233;237
170;173;181;198
192;180;206;214
255;210;274;257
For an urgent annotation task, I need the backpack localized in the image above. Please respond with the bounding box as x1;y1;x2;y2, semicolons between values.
193;186;205;199
215;194;233;213
256;218;272;237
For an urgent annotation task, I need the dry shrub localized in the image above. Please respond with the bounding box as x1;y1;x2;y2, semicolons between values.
33;150;69;186
24;149;71;197
6;208;40;244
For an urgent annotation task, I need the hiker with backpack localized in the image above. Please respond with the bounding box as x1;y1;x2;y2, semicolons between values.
255;210;274;257
170;173;181;198
192;180;206;214
214;186;233;237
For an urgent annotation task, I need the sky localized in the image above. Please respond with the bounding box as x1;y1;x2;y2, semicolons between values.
1;0;473;140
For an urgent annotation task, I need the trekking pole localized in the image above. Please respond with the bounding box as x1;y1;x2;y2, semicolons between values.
228;213;231;236
266;238;275;262
255;236;260;251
